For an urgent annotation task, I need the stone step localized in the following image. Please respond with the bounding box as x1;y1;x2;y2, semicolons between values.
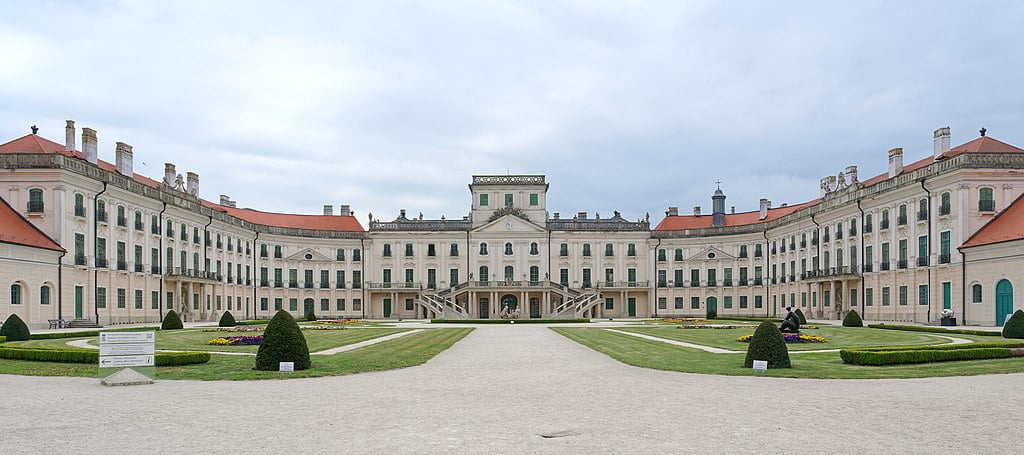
66;319;103;328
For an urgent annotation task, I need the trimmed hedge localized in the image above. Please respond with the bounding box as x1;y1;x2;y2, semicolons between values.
28;327;161;340
254;310;311;371
795;309;807;325
0;345;210;366
237;320;271;326
219;311;237;327
849;341;1024;353
842;310;863;327
743;321;791;369
431;318;591;324
867;324;1002;337
1003;310;1024;339
161;310;184;330
840;346;1021;366
0;314;31;341
0;336;6;343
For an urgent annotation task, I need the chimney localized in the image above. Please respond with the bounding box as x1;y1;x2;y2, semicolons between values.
731;206;736;214
65;120;76;152
667;206;679;216
577;212;587;220
693;206;702;217
399;209;407;219
933;127;951;159
759;198;771;220
339;204;351;216
82;128;98;164
115;142;133;176
186;172;199;196
845;165;858;184
888;147;904;178
219;194;231;206
323;205;333;216
553;212;560;219
164;163;176;186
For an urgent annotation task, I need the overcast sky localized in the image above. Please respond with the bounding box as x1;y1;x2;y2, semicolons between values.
2;1;1023;225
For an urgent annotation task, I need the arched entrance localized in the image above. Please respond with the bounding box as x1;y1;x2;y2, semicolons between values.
501;294;518;312
706;296;718;319
303;298;315;318
996;279;1014;326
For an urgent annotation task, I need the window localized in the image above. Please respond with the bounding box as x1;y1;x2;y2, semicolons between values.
865;288;874;306
605;244;614;256
919;284;929;305
739;245;748;258
530;242;539;255
898;204;908;225
336;248;346;261
504;193;513;207
321;270;330;288
881;209;890;229
27;188;44;212
739;296;748;309
479;193;489;206
504;242;513;255
582;244;591;257
450;243;459;256
336;299;345;311
690;269;699;287
336;270;346;289
504;266;514;281
383;269;392;286
274;298;282;311
674;248;683;261
673;269;683;287
724;296;733;310
74;193;85;216
972;284;982;303
979;187;994;211
918;235;929;266
10;283;22;305
96;287;106;308
97;200;107;222
707;268;717;286
582;268;591;288
657;270;667;288
918;199;928;221
559;268;568;287
658;297;667;310
134;289;143;309
289;298;297;312
674;297;684;310
450;268;459;286
627;268;636;285
353;299;362;311
865;213;873;232
691;297;700;309
404;243;414;257
405;298;414;311
353;249;361;261
657;249;666;262
529;193;538;206
274;245;282;258
427;269;436;289
479;243;488;256
352;271;361;289
940;192;951;215
479;266;489;283
627;243;636;257
559;243;568;257
427;244;436;257
899;285;908;306
152;291;159;310
606;298;614;310
383;244;392;257
604;268;613;285
321;298;330;312
898;239;907;268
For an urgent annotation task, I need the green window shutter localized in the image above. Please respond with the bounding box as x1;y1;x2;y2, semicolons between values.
504;193;513;207
480;194;488;206
529;193;538;206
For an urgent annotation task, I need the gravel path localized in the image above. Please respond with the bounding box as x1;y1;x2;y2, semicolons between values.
2;324;1021;454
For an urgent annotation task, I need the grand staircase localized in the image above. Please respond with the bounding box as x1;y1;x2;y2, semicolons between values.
416;292;470;319
550;284;602;318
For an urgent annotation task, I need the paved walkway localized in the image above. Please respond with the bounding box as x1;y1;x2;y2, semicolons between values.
2;324;1021;454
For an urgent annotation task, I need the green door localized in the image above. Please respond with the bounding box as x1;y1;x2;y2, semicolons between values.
627;298;636;317
479;299;489;319
74;286;84;319
304;298;314;317
996;279;1013;326
383;298;392;318
942;282;951;310
706;296;718;319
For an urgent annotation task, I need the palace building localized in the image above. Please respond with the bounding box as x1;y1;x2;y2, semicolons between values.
1;121;1022;328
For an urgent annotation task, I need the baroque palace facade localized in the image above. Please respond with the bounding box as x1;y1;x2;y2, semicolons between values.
1;121;1023;328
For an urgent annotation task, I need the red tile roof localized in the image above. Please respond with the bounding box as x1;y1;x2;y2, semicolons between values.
960;192;1024;248
1;133;364;232
657;135;1024;231
0;195;64;252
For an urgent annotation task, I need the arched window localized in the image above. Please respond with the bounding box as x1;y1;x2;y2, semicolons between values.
504;242;513;255
479;266;489;283
674;248;683;261
530;242;539;255
529;266;539;283
979;187;994;211
74;193;85;216
193;253;200;271
837;222;844;239
181;223;187;241
898;204;907;225
865;213;873;231
504;266;514;281
117;205;126;225
40;285;50;305
657;249;666;261
972;284;982;303
919;199;928;217
27;188;44;212
940;192;951;215
11;283;23;305
97;199;107;222
150;215;158;232
134;211;142;230
479;243;488;256
849;218;857;235
180;251;187;271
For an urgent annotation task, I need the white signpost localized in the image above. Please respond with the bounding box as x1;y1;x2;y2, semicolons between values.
279;362;294;372
99;331;156;386
752;360;768;372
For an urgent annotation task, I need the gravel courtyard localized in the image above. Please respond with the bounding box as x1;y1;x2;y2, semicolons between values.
2;324;1021;454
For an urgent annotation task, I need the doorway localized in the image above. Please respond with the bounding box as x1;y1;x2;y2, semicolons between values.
479;298;489;319
529;298;540;318
383;298;392;318
996;279;1013;325
627;297;636;317
706;296;718;319
303;298;314;317
74;286;84;319
501;294;518;313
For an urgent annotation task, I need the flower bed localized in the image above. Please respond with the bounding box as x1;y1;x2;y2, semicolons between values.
203;326;262;333
313;319;359;325
208;335;263;346
677;325;752;329
302;325;348;330
738;333;826;343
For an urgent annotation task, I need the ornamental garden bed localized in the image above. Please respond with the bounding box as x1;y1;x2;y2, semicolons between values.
738;333;826;343
208;335;263;346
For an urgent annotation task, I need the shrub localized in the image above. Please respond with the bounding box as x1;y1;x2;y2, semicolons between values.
0;345;210;365
237;320;271;326
254;310;310;371
743;321;791;369
842;310;863;327
840;346;1021;366
795;309;807;325
867;324;1001;337
0;314;31;341
305;309;318;322
1002;310;1024;339
161;310;184;330
219;311;236;327
0;336;6;343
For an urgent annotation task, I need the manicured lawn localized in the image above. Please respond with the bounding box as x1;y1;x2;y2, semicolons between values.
152;327;409;353
616;325;953;351
552;327;1024;379
0;328;472;380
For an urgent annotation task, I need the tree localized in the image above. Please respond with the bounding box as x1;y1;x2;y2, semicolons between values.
842;309;863;327
219;311;236;327
161;310;183;330
0;314;31;341
795;308;807;325
254;310;311;371
743;321;791;369
1003;310;1024;339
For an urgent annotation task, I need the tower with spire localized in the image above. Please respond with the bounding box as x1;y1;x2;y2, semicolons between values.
712;181;726;227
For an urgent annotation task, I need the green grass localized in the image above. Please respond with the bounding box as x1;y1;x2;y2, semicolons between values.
552;327;1024;379
615;326;956;351
153;327;408;353
0;328;472;380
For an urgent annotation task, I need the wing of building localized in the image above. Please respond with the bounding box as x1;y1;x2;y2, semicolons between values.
1;121;1022;328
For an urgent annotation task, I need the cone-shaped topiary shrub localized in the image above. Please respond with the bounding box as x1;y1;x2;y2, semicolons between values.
218;311;236;327
305;309;318;322
0;314;31;341
1003;310;1024;339
161;310;184;330
795;308;807;325
842;309;863;327
744;321;791;369
255;310;310;371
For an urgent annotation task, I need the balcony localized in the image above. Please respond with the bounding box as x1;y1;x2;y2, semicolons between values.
739;252;748;259
880;262;890;271
939;204;951;216
800;240;807;248
880;220;890;230
289;281;298;288
897;259;908;269
811;238;818;246
690;281;700;288
723;279;733;287
939;253;951;264
862;264;873;273
97;211;108;223
134;263;144;273
151;225;160;235
917;257;929;267
980;200;995;212
275;281;283;288
151;266;161;275
754;251;763;258
117;216;127;227
864;224;873;234
165;268;220;281
849;228;857;236
320;282;330;289
771;247;777;255
823;234;830;243
134;221;144;231
96;258;108;268
303;282;313;289
260;252;268;258
217;242;223;249
753;278;763;286
897;215;907;226
74;255;86;265
260;280;269;287
739;279;748;286
836;231;843;240
771;277;777;285
789;274;795;282
789;242;795;250
74;205;86;217
596;281;650;289
365;282;423;290
917;211;928;221
166;229;174;238
780;276;786;283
